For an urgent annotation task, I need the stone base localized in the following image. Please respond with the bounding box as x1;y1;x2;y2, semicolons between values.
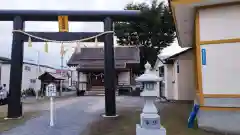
4;116;22;120
101;114;119;118
136;124;166;135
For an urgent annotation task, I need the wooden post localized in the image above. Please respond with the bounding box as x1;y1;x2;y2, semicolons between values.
103;17;116;117
76;71;80;96
8;16;25;118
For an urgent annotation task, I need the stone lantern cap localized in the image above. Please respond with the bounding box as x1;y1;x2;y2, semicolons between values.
135;62;162;82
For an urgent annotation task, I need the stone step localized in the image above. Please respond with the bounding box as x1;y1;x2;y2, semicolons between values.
85;90;118;96
91;86;104;90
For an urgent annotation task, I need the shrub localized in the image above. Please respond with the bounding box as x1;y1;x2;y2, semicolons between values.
23;88;36;96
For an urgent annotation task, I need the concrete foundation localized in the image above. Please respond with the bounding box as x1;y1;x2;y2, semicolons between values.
198;109;240;134
204;98;240;107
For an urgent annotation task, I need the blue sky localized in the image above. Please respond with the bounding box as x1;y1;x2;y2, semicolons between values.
0;0;177;69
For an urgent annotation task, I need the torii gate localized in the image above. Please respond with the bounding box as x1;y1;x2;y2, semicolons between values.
0;10;142;118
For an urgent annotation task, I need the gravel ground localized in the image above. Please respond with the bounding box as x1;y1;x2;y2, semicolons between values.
0;96;144;135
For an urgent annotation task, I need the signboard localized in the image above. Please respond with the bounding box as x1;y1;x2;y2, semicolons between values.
201;48;206;65
58;16;69;32
46;83;57;97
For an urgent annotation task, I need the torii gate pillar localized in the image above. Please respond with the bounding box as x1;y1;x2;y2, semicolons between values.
8;16;25;118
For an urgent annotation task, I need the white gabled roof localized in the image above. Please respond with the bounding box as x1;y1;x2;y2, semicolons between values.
154;39;191;68
157;39;191;60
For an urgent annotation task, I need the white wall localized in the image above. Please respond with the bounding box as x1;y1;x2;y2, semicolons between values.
0;63;56;92
164;64;174;99
173;60;179;99
79;72;87;90
79;72;87;82
22;64;36;91
199;5;240;95
162;50;195;100
71;70;78;86
201;43;240;94
0;64;10;91
176;51;195;100
199;4;240;41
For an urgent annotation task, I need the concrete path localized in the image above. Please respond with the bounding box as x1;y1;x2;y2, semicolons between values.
0;96;144;135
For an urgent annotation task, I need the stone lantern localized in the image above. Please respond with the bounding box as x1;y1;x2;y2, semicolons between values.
135;62;166;135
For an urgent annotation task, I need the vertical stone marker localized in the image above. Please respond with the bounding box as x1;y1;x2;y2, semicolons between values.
135;62;166;135
46;83;57;127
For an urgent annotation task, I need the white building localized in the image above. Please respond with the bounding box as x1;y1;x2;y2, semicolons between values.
0;57;56;91
0;56;11;86
154;47;195;101
169;0;240;133
55;68;79;88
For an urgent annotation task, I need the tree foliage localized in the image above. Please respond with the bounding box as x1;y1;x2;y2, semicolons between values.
114;0;176;72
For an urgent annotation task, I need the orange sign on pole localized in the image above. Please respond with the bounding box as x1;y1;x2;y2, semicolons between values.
58;16;69;32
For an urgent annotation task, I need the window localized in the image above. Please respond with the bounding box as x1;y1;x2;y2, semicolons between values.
30;79;36;83
100;48;104;53
159;66;164;77
145;83;154;90
177;61;179;73
24;66;31;71
72;81;77;86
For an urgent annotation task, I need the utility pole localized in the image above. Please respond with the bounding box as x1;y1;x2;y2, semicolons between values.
36;51;40;99
59;54;64;96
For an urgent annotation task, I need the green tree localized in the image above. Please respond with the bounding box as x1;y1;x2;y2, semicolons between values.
114;0;176;72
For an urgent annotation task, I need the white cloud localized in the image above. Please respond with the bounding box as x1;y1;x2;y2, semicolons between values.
0;0;169;68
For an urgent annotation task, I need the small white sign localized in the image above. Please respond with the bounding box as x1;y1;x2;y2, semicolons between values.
142;117;161;129
46;83;57;97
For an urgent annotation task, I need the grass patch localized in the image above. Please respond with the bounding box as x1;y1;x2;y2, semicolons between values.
86;109;139;135
159;103;221;135
85;103;225;135
0;111;39;132
0;102;40;132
